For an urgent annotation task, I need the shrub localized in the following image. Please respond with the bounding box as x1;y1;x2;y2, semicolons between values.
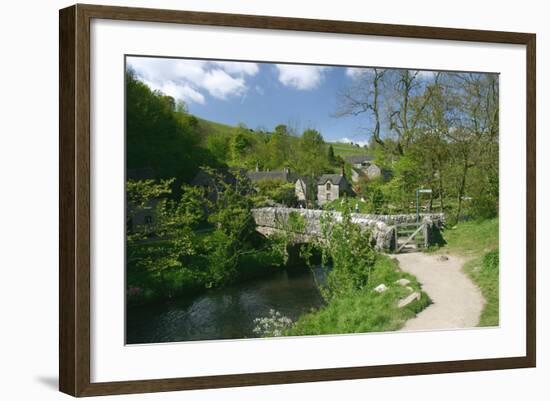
319;200;377;300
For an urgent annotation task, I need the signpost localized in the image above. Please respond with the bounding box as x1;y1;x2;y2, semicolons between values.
416;188;432;222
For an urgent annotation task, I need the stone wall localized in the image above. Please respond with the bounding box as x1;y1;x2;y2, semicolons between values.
251;207;444;251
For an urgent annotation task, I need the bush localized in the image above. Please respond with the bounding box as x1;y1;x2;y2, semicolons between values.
319;202;377;300
470;193;498;220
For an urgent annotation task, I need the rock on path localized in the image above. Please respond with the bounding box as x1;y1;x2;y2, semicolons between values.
394;252;484;331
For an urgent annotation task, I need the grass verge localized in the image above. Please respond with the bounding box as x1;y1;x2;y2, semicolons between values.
440;218;499;327
285;255;431;336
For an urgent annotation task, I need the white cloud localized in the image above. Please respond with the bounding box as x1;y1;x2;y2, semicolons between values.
337;137;369;147
140;79;205;105
159;82;205;104
202;69;246;99
212;61;259;76
415;70;437;80
276;65;328;90
126;57;259;104
345;67;366;80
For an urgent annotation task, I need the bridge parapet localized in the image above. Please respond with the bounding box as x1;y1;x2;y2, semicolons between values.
251;207;444;251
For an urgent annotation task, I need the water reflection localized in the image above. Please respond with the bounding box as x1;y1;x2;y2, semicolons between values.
126;267;325;344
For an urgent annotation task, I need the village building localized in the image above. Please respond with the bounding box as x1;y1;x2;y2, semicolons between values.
346;155;382;183
317;172;352;205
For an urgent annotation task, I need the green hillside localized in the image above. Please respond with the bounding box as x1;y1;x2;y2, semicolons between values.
196;118;370;159
196;117;239;138
328;142;370;158
126;70;368;183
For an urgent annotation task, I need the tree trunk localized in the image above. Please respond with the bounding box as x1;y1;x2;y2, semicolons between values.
455;155;469;223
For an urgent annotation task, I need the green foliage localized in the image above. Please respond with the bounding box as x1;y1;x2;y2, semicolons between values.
369;188;385;213
231;125;252;161
469;192;498;220
327;144;336;165
253;179;298;207
264;124;292;169
126;169;274;302
202;229;240;287
296;129;331;178
269;211;312;266
205;133;231;163
287;256;431;335
205;170;255;242
319;200;377;300
125;69;216;182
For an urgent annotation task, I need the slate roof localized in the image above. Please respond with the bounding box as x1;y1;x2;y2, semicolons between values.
345;155;375;164
317;174;345;185
246;170;289;182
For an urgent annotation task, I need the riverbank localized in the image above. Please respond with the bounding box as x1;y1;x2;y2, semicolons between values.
126;266;324;344
286;255;431;336
126;240;285;306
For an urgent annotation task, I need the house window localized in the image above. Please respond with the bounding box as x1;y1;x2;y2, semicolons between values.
144;215;153;224
326;182;331;190
326;192;331;201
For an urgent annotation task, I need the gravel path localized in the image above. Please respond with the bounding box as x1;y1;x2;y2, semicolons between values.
394;252;484;331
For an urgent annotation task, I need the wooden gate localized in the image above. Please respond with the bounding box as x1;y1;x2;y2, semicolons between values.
393;222;428;253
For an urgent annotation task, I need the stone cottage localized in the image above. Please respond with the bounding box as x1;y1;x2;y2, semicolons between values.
346;155;382;183
317;172;352;205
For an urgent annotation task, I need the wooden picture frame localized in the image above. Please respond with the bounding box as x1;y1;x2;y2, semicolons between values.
59;3;536;397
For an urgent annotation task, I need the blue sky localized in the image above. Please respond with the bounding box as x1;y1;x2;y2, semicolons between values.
127;57;397;145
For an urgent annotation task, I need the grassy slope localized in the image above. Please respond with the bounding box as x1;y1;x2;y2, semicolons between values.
328;142;370;158
441;219;499;326
196;117;238;138
286;255;431;336
196;117;370;159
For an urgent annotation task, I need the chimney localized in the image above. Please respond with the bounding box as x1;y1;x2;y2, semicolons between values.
340;166;345;176
284;166;290;175
255;163;259;172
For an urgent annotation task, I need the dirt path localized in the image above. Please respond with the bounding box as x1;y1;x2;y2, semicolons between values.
393;252;484;331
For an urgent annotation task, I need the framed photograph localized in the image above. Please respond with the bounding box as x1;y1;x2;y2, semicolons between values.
59;4;536;397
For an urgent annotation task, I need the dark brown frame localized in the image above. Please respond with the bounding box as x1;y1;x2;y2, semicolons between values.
59;3;536;397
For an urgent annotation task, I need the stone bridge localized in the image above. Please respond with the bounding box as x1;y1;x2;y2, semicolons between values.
251;207;444;252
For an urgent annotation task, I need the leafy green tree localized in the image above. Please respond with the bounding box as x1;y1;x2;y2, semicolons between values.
254;179;298;207
125;69;214;182
327;144;336;165
126;179;207;300
199;168;258;285
206;133;231;163
319;200;377;300
265;124;292;169
296;129;329;178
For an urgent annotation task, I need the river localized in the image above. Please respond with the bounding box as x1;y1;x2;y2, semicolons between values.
126;267;325;344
